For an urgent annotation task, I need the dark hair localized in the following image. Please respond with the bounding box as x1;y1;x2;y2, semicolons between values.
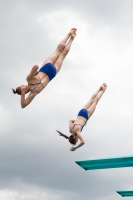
56;130;77;145
12;86;22;95
12;86;30;95
69;135;77;145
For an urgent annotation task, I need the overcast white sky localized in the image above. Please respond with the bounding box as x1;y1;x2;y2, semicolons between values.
1;0;133;199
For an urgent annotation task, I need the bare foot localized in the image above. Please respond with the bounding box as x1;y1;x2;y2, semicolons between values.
100;83;105;90
101;83;107;91
71;32;77;39
69;28;77;35
101;83;106;87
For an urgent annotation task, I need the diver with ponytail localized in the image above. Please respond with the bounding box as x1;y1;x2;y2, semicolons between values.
57;83;107;151
12;28;77;108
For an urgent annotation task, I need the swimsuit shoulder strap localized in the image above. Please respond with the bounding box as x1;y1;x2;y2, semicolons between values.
30;82;41;91
71;123;83;131
71;123;76;131
37;75;44;88
29;75;44;91
71;123;87;132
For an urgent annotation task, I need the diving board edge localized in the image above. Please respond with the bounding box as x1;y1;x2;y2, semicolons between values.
117;190;133;197
75;155;133;170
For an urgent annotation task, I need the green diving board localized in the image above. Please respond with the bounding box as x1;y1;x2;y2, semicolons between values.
117;190;133;197
75;155;133;170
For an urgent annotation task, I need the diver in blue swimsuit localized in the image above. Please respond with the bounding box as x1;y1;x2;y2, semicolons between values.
12;28;77;108
57;83;107;151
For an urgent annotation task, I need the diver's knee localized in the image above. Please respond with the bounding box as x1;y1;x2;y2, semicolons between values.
57;42;65;52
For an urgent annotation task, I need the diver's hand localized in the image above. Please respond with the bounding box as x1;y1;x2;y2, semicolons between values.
70;146;76;151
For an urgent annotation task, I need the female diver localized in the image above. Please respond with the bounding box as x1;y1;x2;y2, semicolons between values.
57;83;107;151
12;28;77;108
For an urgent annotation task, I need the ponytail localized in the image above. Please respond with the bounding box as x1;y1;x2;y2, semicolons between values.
56;130;69;139
56;130;77;145
12;88;17;94
12;86;22;95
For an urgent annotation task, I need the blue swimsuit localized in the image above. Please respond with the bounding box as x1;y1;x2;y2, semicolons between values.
39;63;56;81
71;109;89;132
78;109;89;121
29;63;56;91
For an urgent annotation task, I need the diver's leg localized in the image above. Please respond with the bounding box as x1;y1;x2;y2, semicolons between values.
87;84;107;118
54;33;76;73
41;28;77;67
